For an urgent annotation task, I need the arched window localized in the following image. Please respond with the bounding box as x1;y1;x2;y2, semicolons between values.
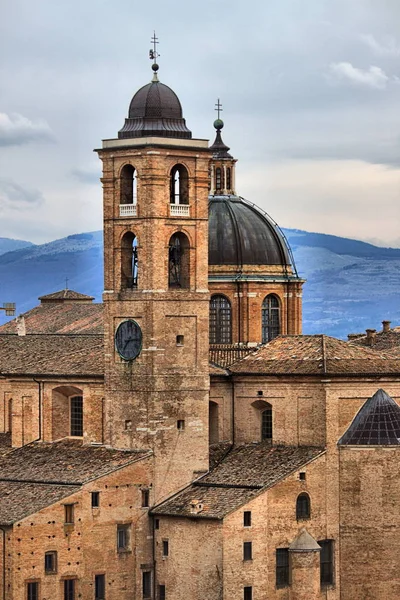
215;167;223;192
121;232;138;289
170;165;189;205
262;294;280;343
70;396;83;437
168;232;190;288
261;405;272;441
209;401;219;444
226;167;231;191
210;295;232;344
120;164;137;205
296;493;311;520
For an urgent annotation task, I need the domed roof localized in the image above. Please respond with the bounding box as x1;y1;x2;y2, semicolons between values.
208;196;291;267
118;76;192;140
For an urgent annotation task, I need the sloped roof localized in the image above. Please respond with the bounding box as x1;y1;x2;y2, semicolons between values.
229;335;400;376
0;333;103;376
152;444;324;519
0;302;103;335
338;388;400;445
0;439;150;525
38;289;94;302
350;330;400;355
289;528;321;552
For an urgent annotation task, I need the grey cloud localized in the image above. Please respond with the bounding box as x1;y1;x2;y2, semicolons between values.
0;113;55;147
0;179;45;209
71;167;101;184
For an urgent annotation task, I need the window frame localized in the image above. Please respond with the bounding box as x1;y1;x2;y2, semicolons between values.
142;571;152;599
243;511;252;527
27;581;39;600
244;586;252;600
117;524;131;552
243;541;252;561
64;578;75;600
69;395;83;437
296;493;311;520
209;295;232;344
95;573;106;600
261;294;280;343
162;539;169;557
64;504;74;525
261;405;273;441
158;584;166;600
276;548;290;588
318;539;335;587
44;551;57;574
91;491;100;509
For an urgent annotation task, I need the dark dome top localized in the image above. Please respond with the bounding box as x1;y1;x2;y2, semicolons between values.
118;79;192;140
208;196;291;267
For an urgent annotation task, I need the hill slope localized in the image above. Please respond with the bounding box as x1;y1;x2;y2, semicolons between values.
1;228;399;338
0;237;34;256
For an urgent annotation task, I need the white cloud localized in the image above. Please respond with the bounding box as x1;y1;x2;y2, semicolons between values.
0;113;54;147
328;62;390;90
360;34;400;57
0;178;45;209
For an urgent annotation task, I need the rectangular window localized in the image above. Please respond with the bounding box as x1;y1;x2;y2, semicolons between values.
155;519;160;530
299;472;306;480
44;551;57;573
70;396;83;437
117;524;131;552
64;504;74;524
159;584;166;600
243;541;252;561
162;540;169;557
244;587;252;600
319;540;334;586
142;571;151;599
141;489;149;508
243;511;251;527
177;419;185;430
64;579;75;600
95;574;105;600
27;582;39;600
91;492;100;508
276;548;289;587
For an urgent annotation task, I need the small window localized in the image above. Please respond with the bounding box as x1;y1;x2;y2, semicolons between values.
257;390;263;396
91;492;100;508
64;504;74;524
244;587;252;600
27;582;39;600
64;579;75;600
276;548;289;587
243;541;252;561
95;574;105;600
177;420;185;431
262;294;280;343
159;584;166;600
70;396;83;437
261;405;273;441
296;493;311;520
299;472;306;481
125;420;132;431
243;511;251;527
319;540;334;586
162;540;169;557
117;524;131;552
155;519;160;530
176;335;184;346
141;489;150;508
143;571;151;599
44;551;57;573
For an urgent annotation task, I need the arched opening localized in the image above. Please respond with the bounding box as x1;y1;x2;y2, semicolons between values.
296;493;311;520
121;232;138;289
209;401;219;444
215;167;223;192
210;295;232;344
262;294;280;343
261;404;272;441
120;164;137;205
170;164;189;205
51;385;83;441
226;167;231;191
168;232;190;288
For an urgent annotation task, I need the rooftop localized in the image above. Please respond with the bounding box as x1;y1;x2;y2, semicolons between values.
153;443;324;519
38;289;95;303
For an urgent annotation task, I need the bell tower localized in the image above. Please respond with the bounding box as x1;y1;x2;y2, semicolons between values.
96;44;210;502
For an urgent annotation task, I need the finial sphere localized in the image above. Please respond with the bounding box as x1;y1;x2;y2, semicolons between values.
214;118;224;130
152;63;159;72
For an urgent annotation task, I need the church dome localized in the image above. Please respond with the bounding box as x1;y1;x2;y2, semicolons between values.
208;195;291;267
118;72;192;140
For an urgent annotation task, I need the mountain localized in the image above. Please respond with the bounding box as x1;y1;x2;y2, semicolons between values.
0;237;34;256
1;228;399;338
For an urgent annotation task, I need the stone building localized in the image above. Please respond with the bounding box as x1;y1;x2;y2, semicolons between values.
0;54;399;600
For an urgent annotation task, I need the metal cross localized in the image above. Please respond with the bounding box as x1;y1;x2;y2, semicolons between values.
149;31;160;62
215;98;223;119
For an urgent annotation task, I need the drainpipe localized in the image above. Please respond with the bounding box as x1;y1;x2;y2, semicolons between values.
0;526;6;600
32;379;42;442
151;515;156;600
231;376;235;446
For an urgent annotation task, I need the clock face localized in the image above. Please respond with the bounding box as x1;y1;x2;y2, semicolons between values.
115;320;142;361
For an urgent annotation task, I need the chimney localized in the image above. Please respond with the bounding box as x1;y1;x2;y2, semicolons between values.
16;315;26;337
382;320;391;333
365;329;376;346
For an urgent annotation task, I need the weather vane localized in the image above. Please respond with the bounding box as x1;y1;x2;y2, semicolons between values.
149;31;160;64
215;98;223;120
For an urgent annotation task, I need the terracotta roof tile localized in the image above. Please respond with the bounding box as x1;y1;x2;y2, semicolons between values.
153;444;324;519
0;303;103;335
209;345;257;368
350;330;400;354
38;289;94;302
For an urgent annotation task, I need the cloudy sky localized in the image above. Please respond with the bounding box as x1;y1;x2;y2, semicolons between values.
1;0;400;246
